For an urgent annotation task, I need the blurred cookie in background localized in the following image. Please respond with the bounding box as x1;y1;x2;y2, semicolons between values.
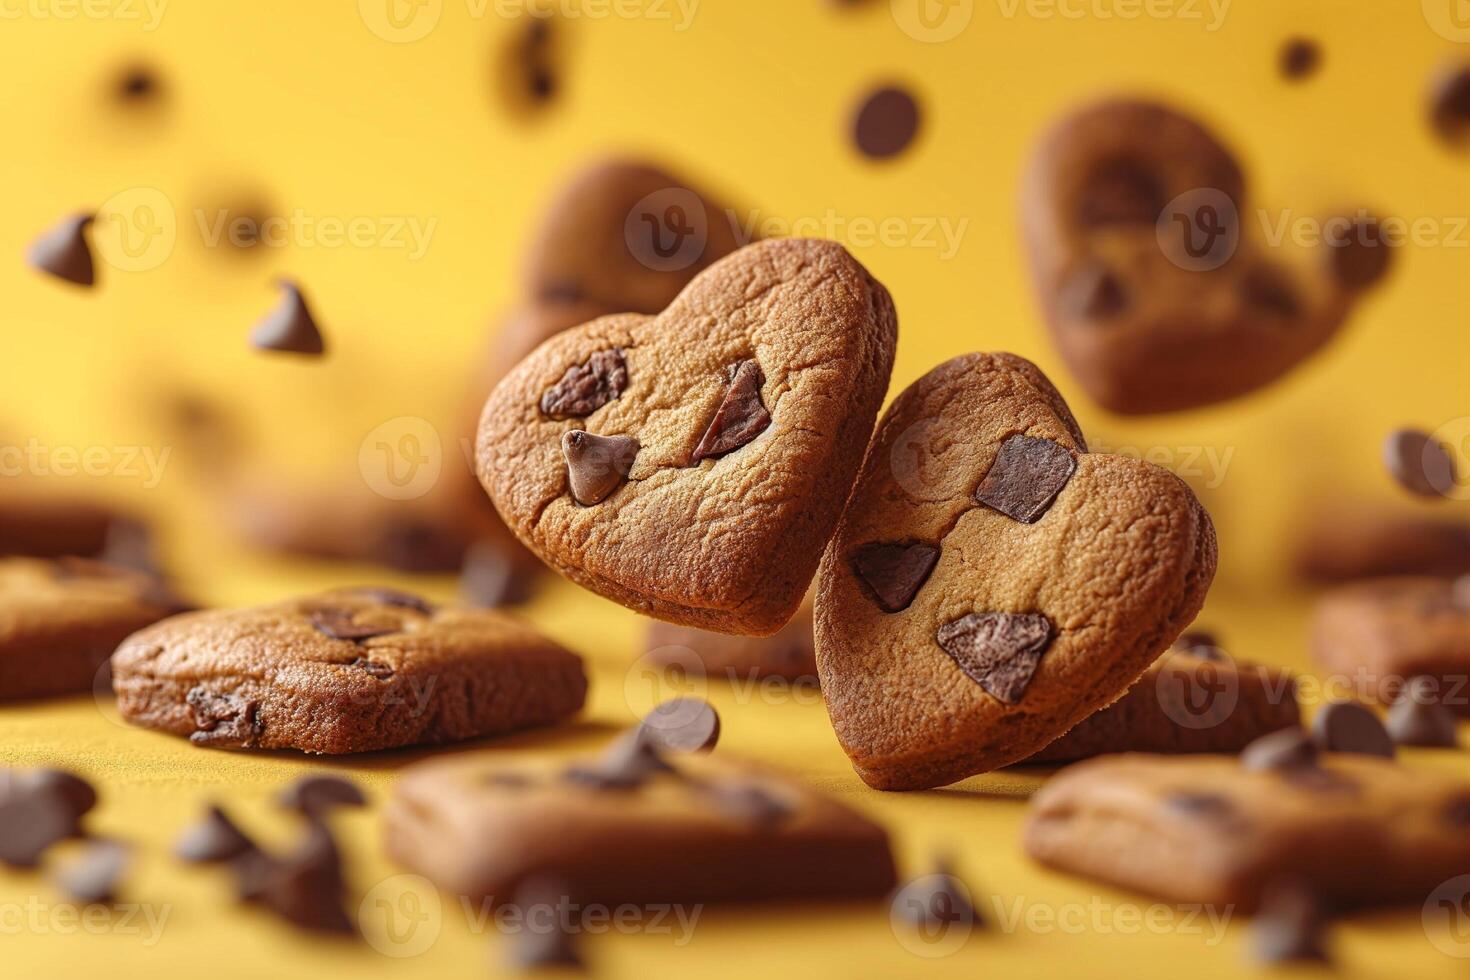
0;486;132;561
1293;501;1470;584
645;595;818;683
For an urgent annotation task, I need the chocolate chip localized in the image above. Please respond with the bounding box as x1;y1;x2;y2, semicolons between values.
1077;158;1164;226
974;434;1077;524
540;349;628;419
1279;38;1321;81
280;776;367;819
1431;65;1470;148
692;360;772;463
27;213;96;287
561;431;639;505
935;611;1054;705
1383;428;1457;499
507;877;584;970
1063;261;1127;319
849;541;940;613
351;657;394;679
1252;878;1331;964
704;781;793;827
53;840;130;905
231;848;278;902
174;806;257;863
25;769;98;827
258;823;354;933
852;85;921;160
1242;728;1319;773
1325;215;1393;290
347;587;433;614
563;730;674;791
1386;677;1459;748
250;280;325;355
186;688;263;749
637;697;721;754
514;16;558;105
0;789;74;868
460;539;536;608
1165;791;1235;819
117;66;160;102
890;859;979;931
1241;264;1300;318
1311;700;1396;758
309;609;396;643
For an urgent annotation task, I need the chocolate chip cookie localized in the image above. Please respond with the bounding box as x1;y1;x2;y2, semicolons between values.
1023;750;1470;911
111;587;586;753
1025;647;1299;763
0;557;183;700
0;490;124;559
1294;502;1470;583
1312;576;1470;713
645;593;817;681
384;739;896;905
1022;99;1391;414
816;353;1216;790
477;239;898;635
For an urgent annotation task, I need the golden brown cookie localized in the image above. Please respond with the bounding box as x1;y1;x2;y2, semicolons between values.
0;557;183;700
1022;99;1391;414
816;353;1216;790
1294;502;1470;583
1025;647;1299;763
384;740;896;905
111;587;585;753
1023;751;1470;911
477;239;898;635
1312;576;1470;713
0;491;123;559
645;594;817;682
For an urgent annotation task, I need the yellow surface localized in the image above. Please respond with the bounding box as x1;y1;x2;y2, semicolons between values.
1;1;1469;977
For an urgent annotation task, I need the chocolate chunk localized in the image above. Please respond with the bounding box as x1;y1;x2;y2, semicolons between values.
309;609;396;643
1431;66;1470;148
691;360;772;463
1311;700;1396;758
259;823;354;933
1386;677;1459;748
25;769;98;827
890;858;979;931
53;839;130;905
540;349;628;419
703;781;793;827
186;687;263;749
1383;428;1457;498
351;657;394;680
27;213;96;287
1252;878;1331;964
460;539;536;608
849;541;940;613
0;789;74;868
250;280;325;355
563;730;674;791
852;85;921;160
1326;215;1393;290
175;806;257;863
1165;791;1235;819
561;431;639;505
507;877;584;970
1279;38;1322;81
974;434;1077;524
346;586;433;614
1241;264;1300;318
1077;158;1164;226
637;697;721;754
1063;261;1127;319
1242;728;1319;773
280;775;367;819
935;612;1054;705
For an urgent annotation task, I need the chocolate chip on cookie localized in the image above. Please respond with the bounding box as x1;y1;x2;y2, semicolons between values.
540;348;628;419
27;213;96;287
53;839;130;905
691;360;772;462
1383;428;1457;498
936;612;1053;705
973;434;1077;524
309;609;398;643
1241;727;1319;773
561;431;639;505
849;542;940;613
250;280;325;356
1386;677;1459;748
563;730;675;791
1311;700;1396;758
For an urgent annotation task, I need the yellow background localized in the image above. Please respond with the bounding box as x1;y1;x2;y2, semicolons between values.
1;0;1468;976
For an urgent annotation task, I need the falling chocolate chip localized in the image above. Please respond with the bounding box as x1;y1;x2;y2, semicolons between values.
0;788;74;868
280;775;367;819
1063;261;1127;319
849;541;940;613
1325;215;1393;290
250;280;325;355
116;65;161;102
704;781;793;828
259;823;354;933
231;848;278;902
936;611;1054;705
507;876;584;970
309;609;396;643
562;431;639;505
1242;728;1319;773
1279;38;1321;81
175;805;257;863
563;730;674;791
1311;700;1395;758
1431;65;1470;149
852;85;921;160
346;586;433;614
460;539;536;608
1252;878;1331;964
25;769;98;828
1383;428;1457;499
637;697;721;754
540;349;629;419
1386;677;1459;748
1077;158;1164;226
691;360;772;463
186;687;263;749
1241;264;1300;319
974;434;1077;524
54;839;130;905
890;858;980;932
28;213;97;287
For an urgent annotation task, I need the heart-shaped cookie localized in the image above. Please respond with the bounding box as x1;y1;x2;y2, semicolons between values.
476;239;898;635
815;353;1217;790
1022;99;1392;415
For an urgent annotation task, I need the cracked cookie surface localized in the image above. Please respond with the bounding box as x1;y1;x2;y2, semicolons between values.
111;587;585;754
476;238;898;635
815;353;1216;790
